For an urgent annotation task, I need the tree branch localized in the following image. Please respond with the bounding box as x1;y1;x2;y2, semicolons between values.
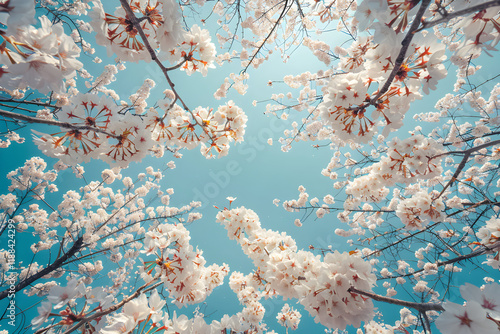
380;241;500;280
348;286;444;312
243;0;291;73
370;0;432;103
117;0;214;140
433;138;500;199
420;0;500;30
59;280;162;334
0;109;118;139
363;222;441;259
0;236;84;300
0;97;59;109
117;0;187;111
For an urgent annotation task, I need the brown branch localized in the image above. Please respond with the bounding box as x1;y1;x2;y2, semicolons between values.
0;237;84;300
291;204;394;213
381;241;500;280
0;103;41;113
345;0;432;115
243;0;291;73
348;286;444;312
117;0;186;110
0;109;118;139
117;0;215;141
421;311;432;334
420;0;500;30
62;237;144;266
59;280;162;334
0;98;59;109
363;222;441;259
370;0;432;104
432;138;500;160
433;138;500;199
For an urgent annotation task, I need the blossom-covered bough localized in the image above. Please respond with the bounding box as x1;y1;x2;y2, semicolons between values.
1;0;500;333
0;0;247;165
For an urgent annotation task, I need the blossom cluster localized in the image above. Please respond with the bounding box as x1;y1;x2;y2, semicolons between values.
477;217;500;248
0;0;243;166
0;157;203;302
101;287;280;334
228;271;268;331
276;303;302;331
2;0;500;333
31;92;247;166
140;222;230;306
90;0;217;75
217;206;377;329
0;12;82;94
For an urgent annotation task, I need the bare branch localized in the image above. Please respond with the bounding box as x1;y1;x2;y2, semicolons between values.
420;0;500;30
380;241;500;280
433;138;500;199
348;286;445;312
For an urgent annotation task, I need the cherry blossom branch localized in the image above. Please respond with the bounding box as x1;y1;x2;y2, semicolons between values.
359;227;405;245
433;138;500;199
243;0;290;73
381;241;500;280
59;279;162;334
344;0;432;116
0;109;118;139
432;138;500;160
290;204;394;213
436;151;470;198
118;0;216;143
447;199;496;218
420;0;500;30
0;236;84;300
61;237;144;265
363;222;441;259
0;97;59;109
0;103;41;113
348;286;445;312
117;0;186;110
369;0;432;104
443;129;500;146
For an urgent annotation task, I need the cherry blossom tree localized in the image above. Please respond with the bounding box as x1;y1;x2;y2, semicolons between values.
0;0;500;333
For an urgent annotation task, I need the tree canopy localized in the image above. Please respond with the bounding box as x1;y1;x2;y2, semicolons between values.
0;0;500;333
